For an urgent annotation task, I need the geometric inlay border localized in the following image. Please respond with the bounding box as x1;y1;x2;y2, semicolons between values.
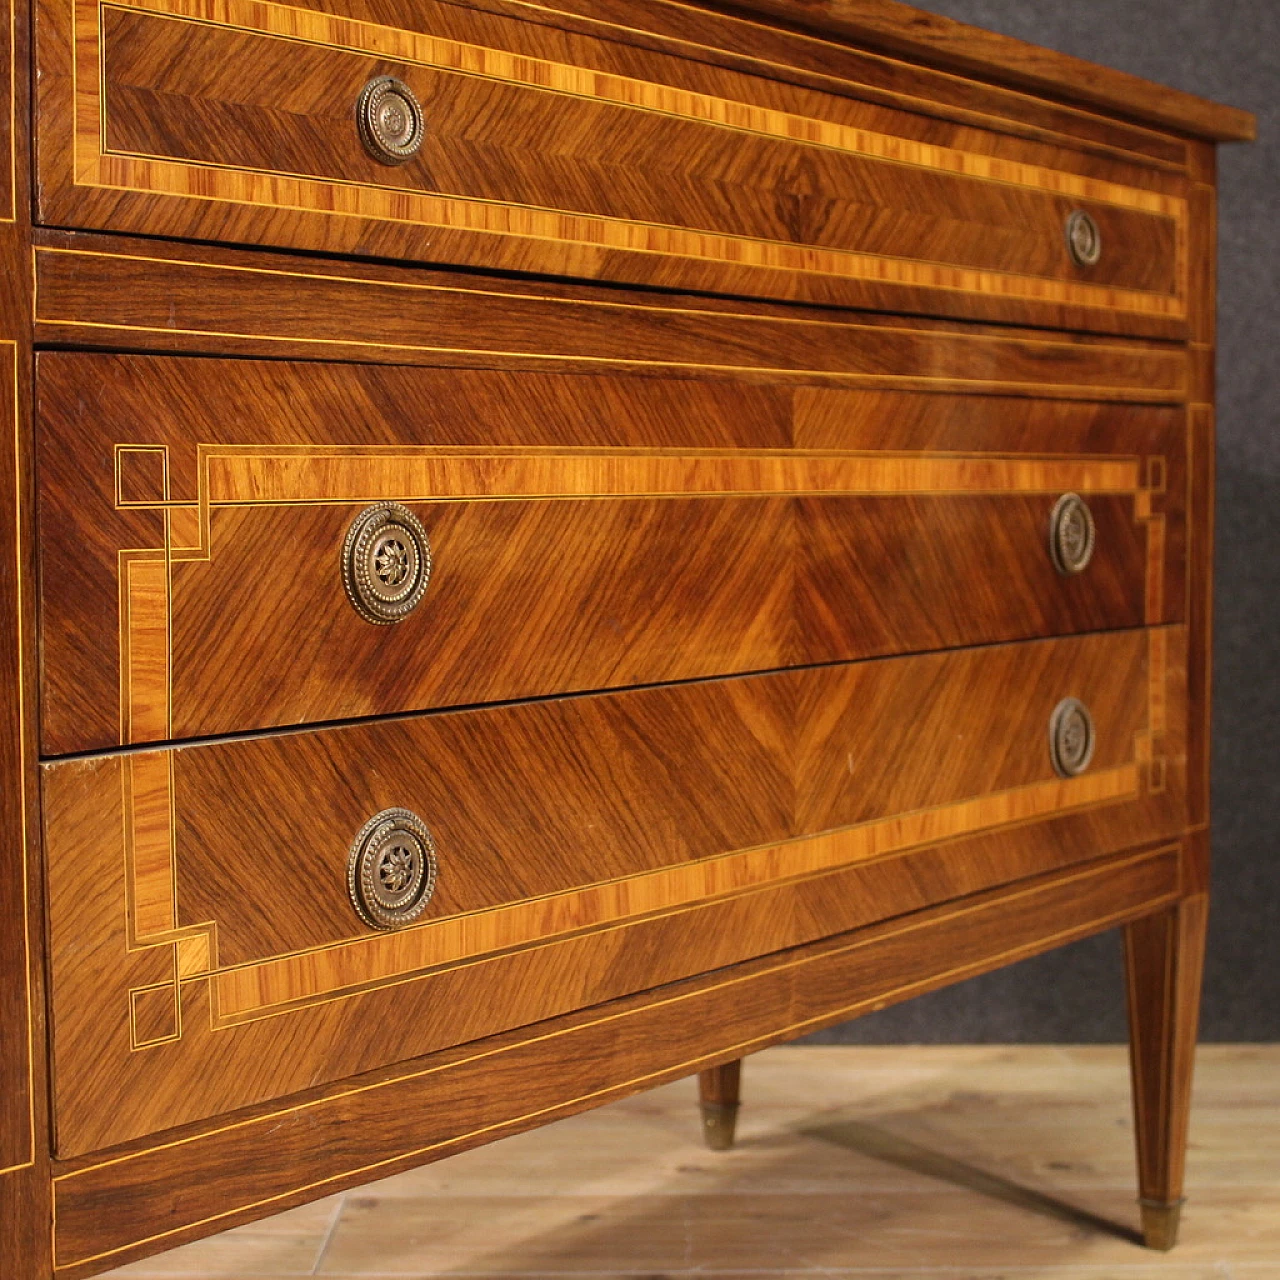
66;0;1189;320
104;443;1171;1051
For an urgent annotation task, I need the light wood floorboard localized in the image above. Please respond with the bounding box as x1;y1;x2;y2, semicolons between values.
104;1045;1280;1278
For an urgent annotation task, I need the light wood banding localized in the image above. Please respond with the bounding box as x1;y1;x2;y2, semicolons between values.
33;0;1195;330
32;242;1192;392
48;844;1184;1276
37;354;1186;753
41;627;1187;1155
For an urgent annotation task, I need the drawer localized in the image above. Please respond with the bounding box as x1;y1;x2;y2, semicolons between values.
42;627;1187;1154
35;0;1190;334
37;355;1186;753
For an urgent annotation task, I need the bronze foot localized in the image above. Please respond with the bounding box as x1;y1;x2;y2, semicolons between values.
698;1060;742;1151
700;1100;739;1151
1139;1198;1184;1251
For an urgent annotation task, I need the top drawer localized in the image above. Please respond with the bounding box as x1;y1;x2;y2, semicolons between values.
35;0;1191;335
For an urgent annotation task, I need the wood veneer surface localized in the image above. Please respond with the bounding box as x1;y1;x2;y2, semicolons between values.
98;3;1179;294
723;0;1254;141
37;354;1185;752
31;0;1214;330
50;848;1184;1275
32;237;1194;386
0;0;54;1269
0;0;1244;1275
42;626;1183;1154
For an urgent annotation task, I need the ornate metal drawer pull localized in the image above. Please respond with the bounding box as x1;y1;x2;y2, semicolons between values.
1065;209;1102;267
356;76;425;165
348;807;438;930
1049;697;1096;778
342;502;432;624
1049;492;1096;575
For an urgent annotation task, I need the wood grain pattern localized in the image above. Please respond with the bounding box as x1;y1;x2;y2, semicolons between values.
92;481;1167;753
202;449;1143;504
78;0;1209;173
91;0;1204;169
210;769;1144;1022
521;0;1195;168
0;1;54;1274
724;0;1254;142
48;844;1183;1277
0;336;40;1207
2;2;1240;1274
36;353;1185;753
1185;146;1217;832
94;0;1187;215
793;492;1171;667
1125;894;1209;1248
124;754;177;941
32;0;1199;330
97;0;1180;292
32;238;1193;387
47;793;1195;1168
0;0;11;225
40;627;1185;1155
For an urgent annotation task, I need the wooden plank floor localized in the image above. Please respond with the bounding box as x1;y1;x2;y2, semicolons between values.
104;1045;1280;1278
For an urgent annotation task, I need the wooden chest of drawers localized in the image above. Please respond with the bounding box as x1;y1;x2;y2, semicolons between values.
0;0;1252;1274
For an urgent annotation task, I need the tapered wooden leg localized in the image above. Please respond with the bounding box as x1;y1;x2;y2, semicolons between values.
1124;894;1208;1252
698;1060;742;1151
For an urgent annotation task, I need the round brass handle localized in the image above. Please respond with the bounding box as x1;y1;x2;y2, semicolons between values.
356;76;424;165
1048;492;1096;575
1065;209;1102;268
1049;697;1096;778
342;502;432;625
347;807;438;930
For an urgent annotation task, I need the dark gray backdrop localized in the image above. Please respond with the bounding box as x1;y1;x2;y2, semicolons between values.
808;0;1279;1045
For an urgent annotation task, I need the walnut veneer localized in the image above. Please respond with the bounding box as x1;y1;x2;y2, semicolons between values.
0;0;1252;1275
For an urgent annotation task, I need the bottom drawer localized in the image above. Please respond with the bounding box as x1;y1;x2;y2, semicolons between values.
42;628;1187;1155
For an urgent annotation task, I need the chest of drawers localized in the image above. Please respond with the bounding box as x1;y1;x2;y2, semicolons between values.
0;0;1253;1274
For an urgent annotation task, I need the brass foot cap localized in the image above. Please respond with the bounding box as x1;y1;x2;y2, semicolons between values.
700;1102;739;1151
1140;1198;1185;1251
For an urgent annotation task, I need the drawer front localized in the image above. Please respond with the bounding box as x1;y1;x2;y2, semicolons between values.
36;0;1189;333
37;356;1185;753
42;627;1186;1154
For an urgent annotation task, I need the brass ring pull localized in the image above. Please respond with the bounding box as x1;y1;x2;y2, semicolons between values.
1049;492;1096;575
347;807;438;930
356;76;425;165
1049;697;1096;778
1065;209;1102;267
342;502;432;625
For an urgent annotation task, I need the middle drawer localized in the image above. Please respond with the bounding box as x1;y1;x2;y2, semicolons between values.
37;354;1184;754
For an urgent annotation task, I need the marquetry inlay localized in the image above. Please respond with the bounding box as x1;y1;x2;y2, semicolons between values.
81;432;1180;1059
109;441;1170;750
212;764;1145;1023
122;753;216;1048
0;0;13;225
0;339;34;1175
50;0;1190;319
51;845;1188;1275
95;428;1180;1051
99;620;1173;1056
31;248;1192;397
